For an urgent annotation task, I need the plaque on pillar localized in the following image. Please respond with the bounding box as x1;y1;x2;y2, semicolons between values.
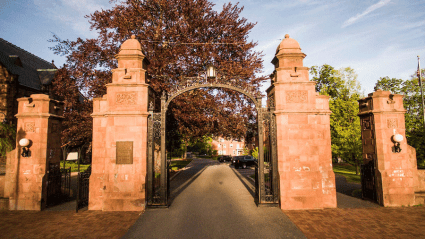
116;141;133;164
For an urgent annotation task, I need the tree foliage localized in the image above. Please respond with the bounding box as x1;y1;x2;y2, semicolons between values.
311;64;363;171
374;72;425;166
50;0;265;148
0;123;16;158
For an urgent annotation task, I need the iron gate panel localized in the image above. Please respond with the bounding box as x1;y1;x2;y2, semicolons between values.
76;166;91;212
255;109;279;206
361;160;376;202
147;111;168;207
46;164;71;207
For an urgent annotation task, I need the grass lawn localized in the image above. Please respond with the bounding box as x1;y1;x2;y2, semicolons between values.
170;159;192;171
333;163;361;184
60;161;90;172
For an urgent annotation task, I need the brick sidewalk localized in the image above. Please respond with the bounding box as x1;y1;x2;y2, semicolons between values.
284;206;425;239
0;210;140;239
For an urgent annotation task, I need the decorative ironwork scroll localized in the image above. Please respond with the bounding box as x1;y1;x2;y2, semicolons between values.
165;76;260;109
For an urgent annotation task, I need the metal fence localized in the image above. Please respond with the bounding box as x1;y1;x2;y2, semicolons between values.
76;166;91;212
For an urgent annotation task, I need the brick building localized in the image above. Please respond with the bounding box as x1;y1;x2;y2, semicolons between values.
211;138;254;156
0;38;57;125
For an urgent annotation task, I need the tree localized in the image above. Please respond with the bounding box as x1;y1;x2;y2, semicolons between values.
0;122;16;158
311;65;363;173
51;67;93;162
50;0;266;150
374;72;425;167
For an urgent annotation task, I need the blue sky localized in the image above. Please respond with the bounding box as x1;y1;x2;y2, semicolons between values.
1;0;424;94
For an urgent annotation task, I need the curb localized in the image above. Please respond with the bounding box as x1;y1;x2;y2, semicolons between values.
170;158;196;181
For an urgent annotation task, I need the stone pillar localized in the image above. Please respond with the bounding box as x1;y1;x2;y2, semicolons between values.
267;34;336;209
90;35;151;211
358;90;417;206
4;94;63;210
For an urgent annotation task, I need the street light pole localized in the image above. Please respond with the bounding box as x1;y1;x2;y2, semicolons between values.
418;56;425;128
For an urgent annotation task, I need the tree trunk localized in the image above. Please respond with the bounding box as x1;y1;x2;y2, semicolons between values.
354;153;360;175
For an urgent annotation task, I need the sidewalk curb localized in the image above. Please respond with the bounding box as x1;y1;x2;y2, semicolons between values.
170;158;196;181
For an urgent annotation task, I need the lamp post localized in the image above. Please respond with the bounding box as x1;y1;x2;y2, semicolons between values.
206;65;216;78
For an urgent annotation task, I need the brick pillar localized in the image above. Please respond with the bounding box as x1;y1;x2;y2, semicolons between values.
267;34;336;209
358;90;417;206
90;35;151;211
4;94;63;210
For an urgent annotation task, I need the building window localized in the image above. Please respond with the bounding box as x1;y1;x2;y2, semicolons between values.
220;138;224;142
218;144;221;147
236;144;239;149
230;144;233;148
233;150;235;155
223;145;226;148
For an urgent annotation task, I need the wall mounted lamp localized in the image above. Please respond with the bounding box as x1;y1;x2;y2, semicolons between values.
19;138;31;157
391;132;403;153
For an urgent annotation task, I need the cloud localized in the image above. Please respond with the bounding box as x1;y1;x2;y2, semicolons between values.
342;0;391;28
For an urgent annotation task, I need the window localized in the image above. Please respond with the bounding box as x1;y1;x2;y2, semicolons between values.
223;145;226;148
236;144;239;149
220;138;224;142
230;144;233;148
233;150;235;155
218;144;221;147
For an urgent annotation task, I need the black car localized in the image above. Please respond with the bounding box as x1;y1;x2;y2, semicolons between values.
233;155;257;169
219;155;232;162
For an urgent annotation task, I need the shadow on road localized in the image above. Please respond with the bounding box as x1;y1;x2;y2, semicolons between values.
230;167;255;198
168;160;210;205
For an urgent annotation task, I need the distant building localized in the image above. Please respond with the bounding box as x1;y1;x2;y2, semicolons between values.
0;38;57;125
211;137;255;156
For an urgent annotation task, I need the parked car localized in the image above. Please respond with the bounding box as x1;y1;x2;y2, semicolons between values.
219;155;232;162
233;155;257;169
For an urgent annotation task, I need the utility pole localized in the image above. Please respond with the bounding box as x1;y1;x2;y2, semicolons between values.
418;56;425;128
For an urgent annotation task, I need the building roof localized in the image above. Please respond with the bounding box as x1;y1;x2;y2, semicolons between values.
0;38;56;90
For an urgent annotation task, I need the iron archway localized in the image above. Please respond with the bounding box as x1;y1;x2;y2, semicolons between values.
146;77;278;207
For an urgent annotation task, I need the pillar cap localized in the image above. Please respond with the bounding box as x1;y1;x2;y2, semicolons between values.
276;34;302;54
118;35;145;56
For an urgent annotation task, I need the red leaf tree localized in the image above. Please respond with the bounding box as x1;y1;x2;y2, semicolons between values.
50;0;266;153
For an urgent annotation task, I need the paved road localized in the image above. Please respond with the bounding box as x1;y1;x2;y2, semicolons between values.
124;158;306;239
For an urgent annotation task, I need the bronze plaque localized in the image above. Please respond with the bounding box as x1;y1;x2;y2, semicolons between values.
116;141;133;164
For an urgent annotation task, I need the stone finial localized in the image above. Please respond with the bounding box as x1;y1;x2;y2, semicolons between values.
285;34;290;39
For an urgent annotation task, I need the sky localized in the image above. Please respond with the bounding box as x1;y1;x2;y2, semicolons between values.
1;0;424;95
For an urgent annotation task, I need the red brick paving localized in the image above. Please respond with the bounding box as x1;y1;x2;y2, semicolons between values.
284;206;425;239
1;205;425;238
0;210;140;239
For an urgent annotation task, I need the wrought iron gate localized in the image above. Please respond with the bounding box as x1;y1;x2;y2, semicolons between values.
76;166;91;212
359;113;377;202
255;107;279;206
361;160;376;201
147;100;169;207
146;77;279;207
46;163;71;207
